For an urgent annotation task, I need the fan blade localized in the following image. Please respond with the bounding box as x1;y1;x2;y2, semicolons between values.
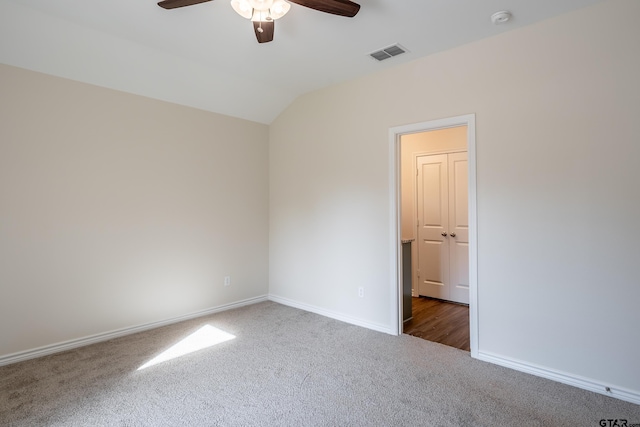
253;21;275;43
157;0;213;10
288;0;359;17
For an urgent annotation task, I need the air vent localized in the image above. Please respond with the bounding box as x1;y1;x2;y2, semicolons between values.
369;44;408;62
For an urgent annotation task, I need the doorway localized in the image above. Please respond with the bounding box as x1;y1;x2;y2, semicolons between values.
389;115;478;357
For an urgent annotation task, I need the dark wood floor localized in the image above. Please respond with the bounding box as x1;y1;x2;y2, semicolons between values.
403;296;470;351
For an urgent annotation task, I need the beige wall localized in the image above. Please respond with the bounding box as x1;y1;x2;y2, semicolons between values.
0;64;269;358
270;0;640;396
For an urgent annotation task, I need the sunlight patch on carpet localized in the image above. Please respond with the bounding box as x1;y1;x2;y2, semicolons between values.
138;325;235;370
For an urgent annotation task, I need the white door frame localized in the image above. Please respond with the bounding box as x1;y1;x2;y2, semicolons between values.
388;114;478;358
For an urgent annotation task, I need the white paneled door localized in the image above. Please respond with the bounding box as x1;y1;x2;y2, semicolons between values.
416;152;469;304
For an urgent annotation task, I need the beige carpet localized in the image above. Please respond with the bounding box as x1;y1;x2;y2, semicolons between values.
1;301;639;426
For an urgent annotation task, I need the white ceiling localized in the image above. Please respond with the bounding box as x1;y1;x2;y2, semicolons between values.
0;0;604;124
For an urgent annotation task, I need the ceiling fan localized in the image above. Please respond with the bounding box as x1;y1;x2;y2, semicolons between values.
157;0;360;43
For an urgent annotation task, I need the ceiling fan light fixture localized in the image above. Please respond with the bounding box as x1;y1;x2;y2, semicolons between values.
231;0;253;19
251;9;270;22
232;0;289;21
249;0;273;9
270;0;291;20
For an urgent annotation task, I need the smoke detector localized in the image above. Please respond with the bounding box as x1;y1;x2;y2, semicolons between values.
491;10;512;25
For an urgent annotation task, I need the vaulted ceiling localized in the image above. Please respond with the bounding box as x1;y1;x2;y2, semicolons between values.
0;0;603;124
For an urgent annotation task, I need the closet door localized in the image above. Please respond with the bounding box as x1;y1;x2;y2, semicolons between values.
447;152;469;304
416;152;468;303
416;154;450;300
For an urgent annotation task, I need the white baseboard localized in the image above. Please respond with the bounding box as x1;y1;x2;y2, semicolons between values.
0;295;268;367
477;351;640;405
268;294;394;335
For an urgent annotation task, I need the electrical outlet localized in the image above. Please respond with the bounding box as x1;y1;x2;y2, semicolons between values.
358;287;364;298
224;276;231;287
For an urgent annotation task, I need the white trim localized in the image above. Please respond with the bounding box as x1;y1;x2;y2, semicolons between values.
388;114;478;357
389;130;402;335
269;294;394;335
478;351;640;406
0;295;268;367
466;118;478;358
413;148;467;157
